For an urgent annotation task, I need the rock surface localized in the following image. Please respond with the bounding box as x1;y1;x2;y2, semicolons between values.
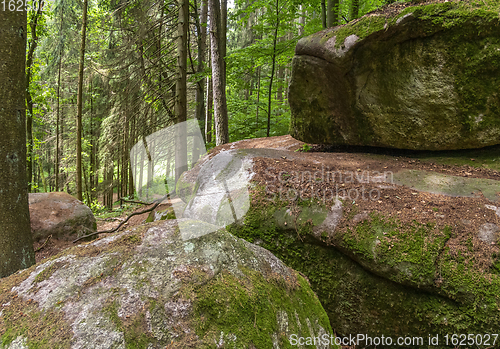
0;219;335;349
177;143;500;345
29;192;96;242
289;1;500;150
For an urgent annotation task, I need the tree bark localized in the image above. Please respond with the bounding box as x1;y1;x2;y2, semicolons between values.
56;50;62;191
351;0;359;21
326;0;338;27
321;0;327;29
25;0;44;193
175;0;189;182
195;0;208;132
266;0;279;137
0;9;36;278
205;76;213;143
299;5;305;36
76;0;89;201
193;0;208;166
209;0;229;145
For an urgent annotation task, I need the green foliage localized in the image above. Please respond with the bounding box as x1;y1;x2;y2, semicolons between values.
295;143;311;152
83;197;107;215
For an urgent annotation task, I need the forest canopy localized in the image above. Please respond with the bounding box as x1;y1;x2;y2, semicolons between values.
25;0;404;209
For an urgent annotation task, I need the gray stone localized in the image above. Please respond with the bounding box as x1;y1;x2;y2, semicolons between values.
29;192;96;241
478;223;500;244
0;219;335;349
289;2;500;150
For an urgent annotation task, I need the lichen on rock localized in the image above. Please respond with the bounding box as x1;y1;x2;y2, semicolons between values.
0;219;336;349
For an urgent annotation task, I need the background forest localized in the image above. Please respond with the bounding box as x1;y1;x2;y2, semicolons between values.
26;0;404;210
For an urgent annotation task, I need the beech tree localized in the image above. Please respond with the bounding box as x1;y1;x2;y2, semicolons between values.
0;9;36;278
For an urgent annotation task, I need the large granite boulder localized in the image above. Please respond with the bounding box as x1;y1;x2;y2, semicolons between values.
29;192;96;241
175;142;500;347
289;1;500;150
0;219;335;349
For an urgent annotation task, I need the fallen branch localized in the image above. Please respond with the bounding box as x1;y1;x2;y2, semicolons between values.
72;191;175;244
35;234;52;252
119;198;151;205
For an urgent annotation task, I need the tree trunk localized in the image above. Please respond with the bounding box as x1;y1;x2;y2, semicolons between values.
195;0;208;133
321;0;327;29
351;0;359;21
209;0;229;145
175;0;189;182
326;0;338;27
193;0;208;165
266;0;279;137
76;0;89;201
205;76;212;143
299;5;305;36
255;66;260;128
0;9;36;278
25;0;44;193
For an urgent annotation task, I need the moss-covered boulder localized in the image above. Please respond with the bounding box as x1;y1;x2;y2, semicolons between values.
0;219;336;349
178;145;500;347
289;1;500;150
29;192;96;242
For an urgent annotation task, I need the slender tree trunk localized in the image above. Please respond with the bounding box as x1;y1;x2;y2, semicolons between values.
76;0;89;201
221;0;227;88
209;0;229;145
195;0;208;132
256;66;260;128
175;0;189;182
327;0;339;27
321;0;327;29
129;116;135;198
25;0;43;193
55;52;62;192
299;5;305;36
267;0;280;137
351;0;359;20
205;76;212;143
192;0;208;165
55;0;65;192
0;8;36;277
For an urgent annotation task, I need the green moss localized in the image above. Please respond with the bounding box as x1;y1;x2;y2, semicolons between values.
103;300;152;349
339;214;451;287
228;188;500;337
0;300;72;348
34;260;69;284
190;267;336;349
326;14;387;49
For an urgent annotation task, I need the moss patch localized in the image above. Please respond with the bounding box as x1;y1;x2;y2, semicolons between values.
338;213;451;287
228;187;500;336
0;294;72;348
188;267;336;349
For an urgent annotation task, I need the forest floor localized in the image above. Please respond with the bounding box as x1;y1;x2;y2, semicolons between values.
34;135;500;269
